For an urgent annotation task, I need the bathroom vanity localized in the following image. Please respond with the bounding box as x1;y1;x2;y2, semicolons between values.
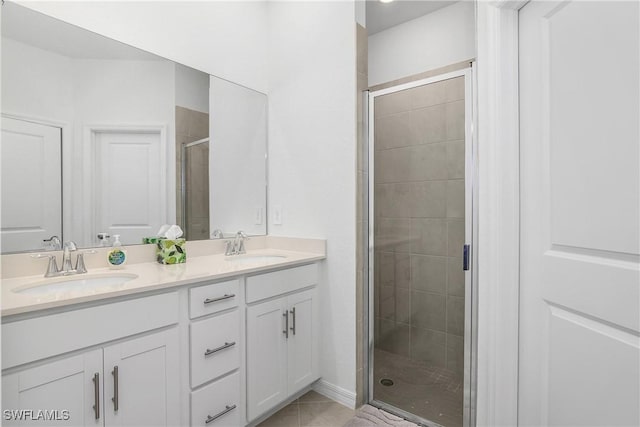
1;237;325;426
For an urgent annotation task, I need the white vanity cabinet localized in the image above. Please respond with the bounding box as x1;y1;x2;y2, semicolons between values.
1;293;180;427
1;256;324;427
245;265;319;422
3;329;178;427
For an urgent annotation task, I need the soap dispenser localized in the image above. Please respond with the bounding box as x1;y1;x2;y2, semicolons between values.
107;234;127;269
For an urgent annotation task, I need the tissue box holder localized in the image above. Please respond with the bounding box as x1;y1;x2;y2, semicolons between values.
142;237;163;244
156;238;186;264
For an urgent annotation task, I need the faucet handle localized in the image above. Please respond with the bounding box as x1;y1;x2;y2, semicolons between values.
43;235;61;250
31;253;60;276
74;250;97;274
225;240;235;256
236;231;249;254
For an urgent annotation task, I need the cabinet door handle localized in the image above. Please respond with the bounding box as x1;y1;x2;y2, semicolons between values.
283;310;289;339
204;342;236;356
111;366;119;412
92;373;100;420
290;307;296;336
205;404;237;424
203;294;235;305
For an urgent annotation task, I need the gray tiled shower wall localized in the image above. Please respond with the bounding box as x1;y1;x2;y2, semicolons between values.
373;77;466;378
175;106;210;241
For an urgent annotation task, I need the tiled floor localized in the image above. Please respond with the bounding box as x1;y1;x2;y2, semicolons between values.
257;391;355;427
373;349;463;427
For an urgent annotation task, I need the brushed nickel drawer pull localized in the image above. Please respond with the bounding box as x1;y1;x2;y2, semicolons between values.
205;404;237;424
203;294;235;305
283;310;289;339
204;341;236;356
111;366;119;412
92;373;100;419
290;307;296;336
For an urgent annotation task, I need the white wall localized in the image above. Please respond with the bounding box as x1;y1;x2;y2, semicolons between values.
267;1;358;398
368;1;475;86
1;38;75;123
209;75;267;237
176;64;210;114
17;1;269;93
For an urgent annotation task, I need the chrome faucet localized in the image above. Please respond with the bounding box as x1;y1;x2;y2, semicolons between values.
43;235;62;250
62;241;77;273
31;241;96;277
225;231;249;256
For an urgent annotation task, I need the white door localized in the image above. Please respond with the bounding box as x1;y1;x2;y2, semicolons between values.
246;298;288;421
286;288;318;394
103;329;179;427
2;349;103;426
94;130;165;246
519;2;640;426
0;117;62;252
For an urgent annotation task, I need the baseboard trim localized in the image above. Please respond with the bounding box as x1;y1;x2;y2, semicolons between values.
312;379;357;409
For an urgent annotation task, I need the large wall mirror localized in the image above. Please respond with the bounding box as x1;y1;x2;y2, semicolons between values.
1;2;267;253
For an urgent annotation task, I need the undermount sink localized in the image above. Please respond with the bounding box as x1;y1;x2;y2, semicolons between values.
13;273;139;295
225;255;287;264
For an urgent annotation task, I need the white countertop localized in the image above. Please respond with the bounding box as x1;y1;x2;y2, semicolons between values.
1;248;324;317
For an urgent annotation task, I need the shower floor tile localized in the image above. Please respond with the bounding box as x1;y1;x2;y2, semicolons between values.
373;349;463;427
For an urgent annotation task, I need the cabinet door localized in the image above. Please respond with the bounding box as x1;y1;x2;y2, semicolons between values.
103;328;179;427
286;288;318;394
2;349;102;426
246;298;288;421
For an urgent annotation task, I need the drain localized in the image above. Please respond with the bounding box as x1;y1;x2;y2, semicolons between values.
379;378;394;387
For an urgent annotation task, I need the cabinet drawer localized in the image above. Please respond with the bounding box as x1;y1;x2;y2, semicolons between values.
190;279;239;319
191;371;240;427
246;264;318;303
190;310;240;388
2;292;178;370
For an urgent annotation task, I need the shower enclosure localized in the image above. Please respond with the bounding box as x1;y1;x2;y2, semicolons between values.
366;68;476;427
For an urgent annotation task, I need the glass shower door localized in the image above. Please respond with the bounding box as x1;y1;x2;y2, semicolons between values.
368;69;473;427
181;138;210;240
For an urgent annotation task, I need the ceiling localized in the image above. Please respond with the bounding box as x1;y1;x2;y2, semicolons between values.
366;0;459;35
1;2;160;60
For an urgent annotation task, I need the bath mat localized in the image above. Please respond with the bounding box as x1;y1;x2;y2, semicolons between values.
342;405;420;427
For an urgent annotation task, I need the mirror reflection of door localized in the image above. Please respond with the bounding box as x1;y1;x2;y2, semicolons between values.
93;130;165;246
0;117;62;253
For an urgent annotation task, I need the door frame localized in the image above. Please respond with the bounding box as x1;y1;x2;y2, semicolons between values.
475;1;528;426
366;67;476;427
82;124;168;247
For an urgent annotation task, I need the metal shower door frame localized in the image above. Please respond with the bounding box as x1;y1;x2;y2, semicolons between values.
365;66;477;427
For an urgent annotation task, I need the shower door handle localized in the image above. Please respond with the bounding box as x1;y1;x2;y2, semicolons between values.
463;244;470;271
